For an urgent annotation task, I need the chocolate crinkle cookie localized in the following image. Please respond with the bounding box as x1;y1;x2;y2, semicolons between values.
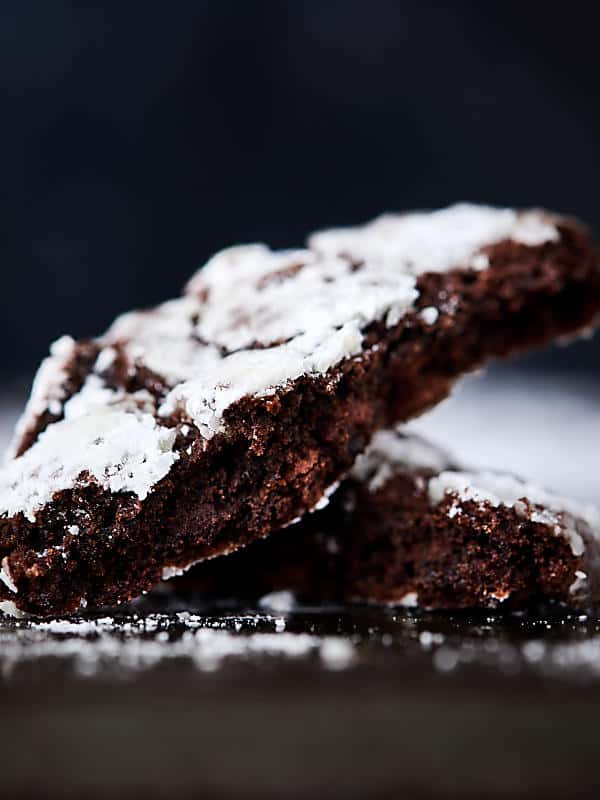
1;204;600;616
175;430;600;611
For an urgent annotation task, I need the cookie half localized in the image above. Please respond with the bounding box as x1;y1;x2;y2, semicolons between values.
1;204;599;615
174;430;600;611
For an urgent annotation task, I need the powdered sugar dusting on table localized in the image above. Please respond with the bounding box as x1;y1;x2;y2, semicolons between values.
0;613;355;675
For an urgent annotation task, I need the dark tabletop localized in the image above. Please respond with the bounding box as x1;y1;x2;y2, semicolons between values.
2;595;600;800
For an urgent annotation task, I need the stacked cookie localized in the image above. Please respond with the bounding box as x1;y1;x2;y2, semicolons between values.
1;204;600;616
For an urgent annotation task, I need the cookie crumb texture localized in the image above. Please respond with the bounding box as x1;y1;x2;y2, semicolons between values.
1;205;600;616
179;432;600;611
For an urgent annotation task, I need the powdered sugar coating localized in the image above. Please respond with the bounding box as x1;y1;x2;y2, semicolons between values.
11;205;562;446
157;319;365;438
0;204;564;537
186;245;418;351
0;410;178;523
106;204;559;438
428;470;600;557
63;375;156;420
309;204;558;272
106;296;207;386
6;335;76;461
119;243;419;436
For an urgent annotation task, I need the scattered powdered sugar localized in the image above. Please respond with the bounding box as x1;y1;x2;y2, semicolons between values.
432;646;460;672
31;616;117;635
419;630;445;648
4;608;600;683
428;470;600;557
352;429;451;492
258;590;297;613
0;613;355;676
309;204;558;272
0;410;178;523
542;637;600;677
397;592;419;608
318;638;355;670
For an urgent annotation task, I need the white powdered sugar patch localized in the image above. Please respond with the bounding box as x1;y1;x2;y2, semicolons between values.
569;570;588;595
94;346;117;373
187;245;418;352
309;204;558;272
397;592;419;608
0;410;178;523
6;335;76;461
161;565;189;581
419;306;439;326
0;557;17;593
106;296;210;386
352;429;451;492
62;375;157;421
156;322;364;439
0;600;26;618
428;470;600;558
160;559;204;581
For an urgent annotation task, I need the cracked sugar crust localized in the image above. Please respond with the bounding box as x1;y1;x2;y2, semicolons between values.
177;431;600;611
2;204;600;616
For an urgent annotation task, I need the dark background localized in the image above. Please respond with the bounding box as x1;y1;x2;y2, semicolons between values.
3;1;600;380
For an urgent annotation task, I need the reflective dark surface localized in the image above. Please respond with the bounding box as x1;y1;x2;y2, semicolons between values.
2;596;600;799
